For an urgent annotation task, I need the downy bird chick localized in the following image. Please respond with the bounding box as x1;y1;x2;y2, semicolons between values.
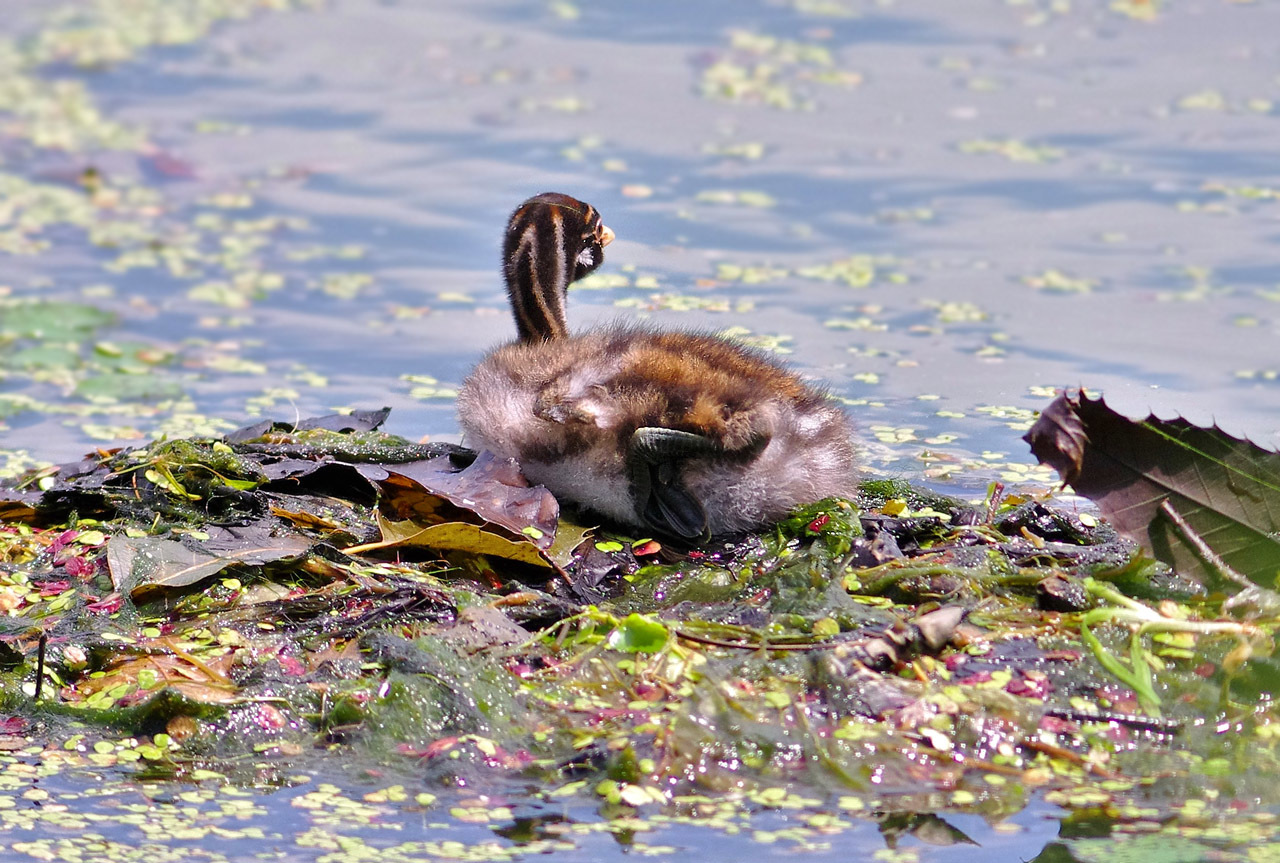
456;192;857;539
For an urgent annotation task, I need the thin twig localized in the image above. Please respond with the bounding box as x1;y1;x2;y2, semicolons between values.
34;634;47;700
1020;737;1121;779
1044;706;1181;734
673;629;844;652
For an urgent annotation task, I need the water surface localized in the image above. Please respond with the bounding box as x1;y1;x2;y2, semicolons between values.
3;0;1276;489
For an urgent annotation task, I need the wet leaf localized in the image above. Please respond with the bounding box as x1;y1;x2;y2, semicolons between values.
370;451;559;550
0;490;40;522
268;500;350;535
1025;388;1280;583
224;407;391;442
605;614;669;653
74;652;239;709
354;513;553;570
107;526;313;596
543;518;593;570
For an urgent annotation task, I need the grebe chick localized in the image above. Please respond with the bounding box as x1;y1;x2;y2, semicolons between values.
456;192;857;539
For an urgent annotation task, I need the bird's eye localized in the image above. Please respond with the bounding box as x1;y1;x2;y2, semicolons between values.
576;247;595;268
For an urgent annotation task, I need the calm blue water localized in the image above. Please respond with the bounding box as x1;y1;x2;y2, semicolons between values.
4;0;1278;486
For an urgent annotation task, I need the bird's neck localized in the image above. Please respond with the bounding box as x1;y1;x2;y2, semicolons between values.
504;209;577;343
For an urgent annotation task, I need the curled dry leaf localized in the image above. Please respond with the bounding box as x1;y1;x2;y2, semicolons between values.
367;450;559;548
1025;388;1280;584
346;450;572;571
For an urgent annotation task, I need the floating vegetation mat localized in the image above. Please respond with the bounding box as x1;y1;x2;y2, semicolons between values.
0;411;1277;860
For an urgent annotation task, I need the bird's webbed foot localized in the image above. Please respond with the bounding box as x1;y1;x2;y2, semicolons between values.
626;428;714;541
627;426;771;541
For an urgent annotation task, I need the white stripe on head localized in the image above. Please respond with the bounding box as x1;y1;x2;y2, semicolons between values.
548;206;567;338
